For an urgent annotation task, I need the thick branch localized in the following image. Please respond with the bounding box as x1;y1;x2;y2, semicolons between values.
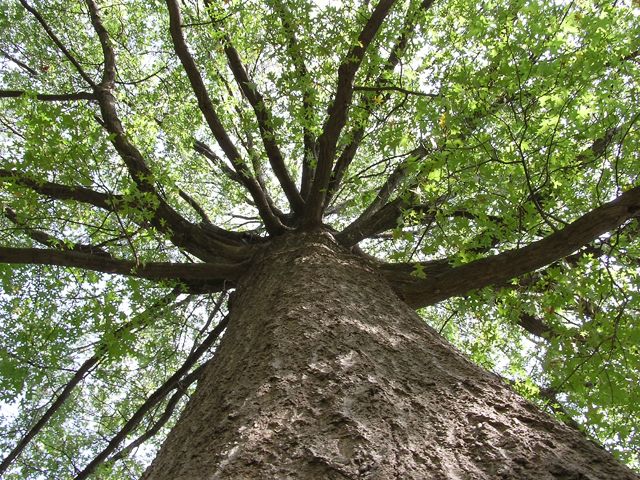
165;0;240;164
106;362;205;464
0;358;98;475
83;0;245;259
538;387;583;431
0;169;119;211
104;293;229;467
165;0;284;234
337;199;404;246
178;189;211;224
325;0;434;206
304;0;398;227
0;247;246;284
86;0;191;240
518;312;553;339
336;196;440;247
0;169;245;250
193;140;242;184
383;186;640;308
269;0;317;200
340;123;622;249
337;146;427;245
223;41;304;214
0;169;247;259
0;90;96;101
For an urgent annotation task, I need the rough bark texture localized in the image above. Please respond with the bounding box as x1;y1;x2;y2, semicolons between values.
142;233;638;479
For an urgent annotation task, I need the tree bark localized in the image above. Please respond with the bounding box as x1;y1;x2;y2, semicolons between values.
142;233;638;479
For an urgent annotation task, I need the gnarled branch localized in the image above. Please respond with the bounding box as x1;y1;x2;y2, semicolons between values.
84;0;243;260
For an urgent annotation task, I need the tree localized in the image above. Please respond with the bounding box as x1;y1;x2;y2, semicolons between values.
0;0;639;477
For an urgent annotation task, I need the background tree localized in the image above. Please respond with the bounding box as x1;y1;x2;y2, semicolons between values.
0;0;639;478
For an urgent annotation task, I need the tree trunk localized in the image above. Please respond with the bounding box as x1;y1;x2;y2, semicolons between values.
142;232;638;479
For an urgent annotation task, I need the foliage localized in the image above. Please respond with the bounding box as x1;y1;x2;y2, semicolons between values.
0;0;639;477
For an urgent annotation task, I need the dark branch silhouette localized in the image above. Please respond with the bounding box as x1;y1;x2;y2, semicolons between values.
19;0;96;86
269;1;317;200
222;37;305;214
3;206;112;257
0;90;96;101
85;0;236;261
0;247;247;284
325;0;435;206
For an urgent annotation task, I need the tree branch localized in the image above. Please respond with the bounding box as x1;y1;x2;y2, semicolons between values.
0;358;99;475
165;0;285;234
106;362;205;464
0;290;180;476
19;0;96;86
0;90;96;101
3;206;112;257
353;85;438;97
336;194;444;247
0;168;247;259
0;169;119;211
339;122;624;249
222;40;305;214
336;146;427;245
325;0;435;206
518;312;554;339
84;0;246;259
304;0;398;227
178;189;211;224
0;247;247;284
383;186;640;308
74;312;230;480
336;198;404;246
102;292;227;467
193;140;242;184
268;0;317;200
0;48;39;77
